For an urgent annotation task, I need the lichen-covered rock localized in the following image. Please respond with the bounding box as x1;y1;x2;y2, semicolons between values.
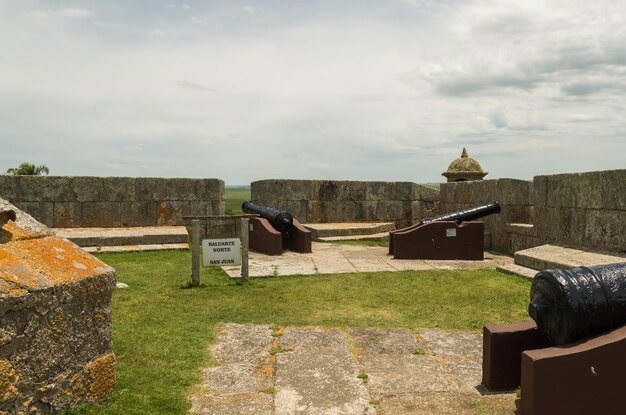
0;198;116;414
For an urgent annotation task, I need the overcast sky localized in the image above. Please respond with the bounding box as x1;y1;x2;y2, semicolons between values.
1;1;624;184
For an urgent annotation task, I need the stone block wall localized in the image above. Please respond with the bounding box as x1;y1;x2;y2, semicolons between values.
439;179;534;253
251;179;439;226
0;198;116;413
533;169;625;253
0;175;224;228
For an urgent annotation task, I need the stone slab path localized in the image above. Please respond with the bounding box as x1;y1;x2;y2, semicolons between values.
190;324;519;415
223;242;514;278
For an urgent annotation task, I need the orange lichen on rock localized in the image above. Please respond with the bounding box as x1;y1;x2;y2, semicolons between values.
0;236;114;295
1;221;51;242
67;354;116;402
0;359;19;403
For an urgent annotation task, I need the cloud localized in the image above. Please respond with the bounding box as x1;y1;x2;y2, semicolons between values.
176;80;216;92
57;8;93;18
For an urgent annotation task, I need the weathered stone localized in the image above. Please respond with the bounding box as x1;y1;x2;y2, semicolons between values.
585;209;626;252
53;202;82;228
99;177;136;202
533;175;548;207
495;179;532;205
0;198;115;414
571;172;603;209
0;175;20;202
251;180;287;201
120;201;156;227
13;202;54;227
156;201;190;226
18;176;76;202
601;169;626;210
81;202;123;227
546;174;574;208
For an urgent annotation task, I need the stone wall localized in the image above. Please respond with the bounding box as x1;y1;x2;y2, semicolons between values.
439;179;534;253
0;175;224;228
532;169;625;253
440;170;626;254
0;198;116;413
251;179;439;226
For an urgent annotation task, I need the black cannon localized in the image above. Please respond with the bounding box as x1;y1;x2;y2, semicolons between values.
420;201;501;225
389;202;501;259
529;262;626;345
242;201;293;233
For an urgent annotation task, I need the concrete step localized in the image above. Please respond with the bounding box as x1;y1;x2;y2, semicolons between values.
496;264;538;280
302;222;395;240
54;226;189;248
514;244;626;271
319;232;389;242
84;243;189;254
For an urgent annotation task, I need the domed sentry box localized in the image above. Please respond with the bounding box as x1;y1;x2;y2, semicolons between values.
482;262;626;415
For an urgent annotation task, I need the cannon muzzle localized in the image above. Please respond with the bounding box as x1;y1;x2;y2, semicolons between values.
242;201;293;233
421;201;501;225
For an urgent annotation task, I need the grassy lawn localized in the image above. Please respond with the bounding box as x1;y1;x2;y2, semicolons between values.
224;186;251;215
65;250;531;415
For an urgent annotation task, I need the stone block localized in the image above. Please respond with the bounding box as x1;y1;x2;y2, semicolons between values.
81;202;123;227
206;178;224;196
156;201;190;225
533;175;548;207
120;201;157;226
18;175;76;202
134;177;158;201
284;180;320;201
570;172;603;209
415;184;440;203
99;177;136;202
13;201;54;227
72;176;107;202
307;201;356;222
365;181;394;201
282;200;309;222
189;201;213;217
391;182;416;201
496;179;532;205
53;202;83;228
375;201;406;222
211;199;225;216
154;178;200;201
546;174;574;208
600;169;626;210
584;209;626;252
0;175;20;202
251;180;286;201
316;181;366;201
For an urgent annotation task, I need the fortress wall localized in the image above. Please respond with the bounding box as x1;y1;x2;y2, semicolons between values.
533;169;625;253
439;179;534;253
0;176;224;228
251;179;440;227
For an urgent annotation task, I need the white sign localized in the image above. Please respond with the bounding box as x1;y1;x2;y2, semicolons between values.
202;238;242;266
446;228;457;237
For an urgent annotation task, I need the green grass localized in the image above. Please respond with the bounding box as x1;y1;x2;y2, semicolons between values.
64;250;531;415
224;186;251;215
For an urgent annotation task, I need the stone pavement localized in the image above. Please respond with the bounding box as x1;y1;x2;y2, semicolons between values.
223;242;514;278
190;324;519;415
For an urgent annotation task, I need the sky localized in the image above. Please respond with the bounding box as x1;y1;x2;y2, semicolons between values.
1;0;625;185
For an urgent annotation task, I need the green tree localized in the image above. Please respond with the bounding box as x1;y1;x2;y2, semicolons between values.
6;162;50;175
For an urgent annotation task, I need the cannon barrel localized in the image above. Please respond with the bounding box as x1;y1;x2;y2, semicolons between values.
421;201;501;225
529;262;626;345
242;201;293;234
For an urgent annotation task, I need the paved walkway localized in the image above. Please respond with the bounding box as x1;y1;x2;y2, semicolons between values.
223;242;514;278
190;324;518;415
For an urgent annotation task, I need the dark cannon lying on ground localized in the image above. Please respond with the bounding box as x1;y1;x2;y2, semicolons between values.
483;262;626;415
241;201;311;255
389;202;501;260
